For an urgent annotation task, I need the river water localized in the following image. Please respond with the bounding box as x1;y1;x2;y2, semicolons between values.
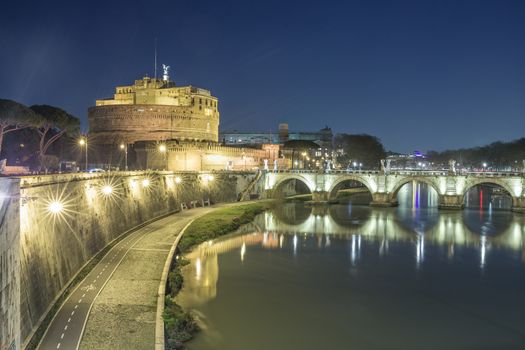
176;184;525;350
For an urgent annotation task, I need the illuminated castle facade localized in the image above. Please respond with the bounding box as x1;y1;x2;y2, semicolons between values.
88;75;219;145
88;73;286;171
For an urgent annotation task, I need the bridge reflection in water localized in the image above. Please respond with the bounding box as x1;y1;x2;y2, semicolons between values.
178;200;525;310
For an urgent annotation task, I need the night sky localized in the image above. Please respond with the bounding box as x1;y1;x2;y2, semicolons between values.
1;0;524;153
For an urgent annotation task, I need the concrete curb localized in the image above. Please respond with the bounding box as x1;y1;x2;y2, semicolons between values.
154;209;212;350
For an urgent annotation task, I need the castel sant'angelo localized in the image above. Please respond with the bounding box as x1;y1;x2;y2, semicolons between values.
88;67;281;171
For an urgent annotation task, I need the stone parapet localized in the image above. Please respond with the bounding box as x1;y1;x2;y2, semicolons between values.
0;178;20;350
17;171;256;344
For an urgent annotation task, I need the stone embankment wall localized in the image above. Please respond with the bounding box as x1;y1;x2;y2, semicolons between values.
0;178;21;350
17;171;256;344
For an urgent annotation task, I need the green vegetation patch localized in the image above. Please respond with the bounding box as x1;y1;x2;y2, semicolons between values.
284;194;312;202
178;202;270;253
164;202;270;349
335;188;370;198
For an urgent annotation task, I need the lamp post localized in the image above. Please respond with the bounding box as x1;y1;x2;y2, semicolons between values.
120;143;128;171
159;144;167;170
79;137;87;171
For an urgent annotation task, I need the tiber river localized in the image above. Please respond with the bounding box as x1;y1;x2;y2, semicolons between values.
176;183;525;350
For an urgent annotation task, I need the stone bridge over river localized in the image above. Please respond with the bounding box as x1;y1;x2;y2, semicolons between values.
262;169;525;212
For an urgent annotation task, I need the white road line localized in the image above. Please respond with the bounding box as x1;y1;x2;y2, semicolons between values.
82;294;86;298
57;343;61;349
64;325;68;331
68;318;71;323
78;299;82;303
61;333;64;339
74;305;78;309
71;311;75;316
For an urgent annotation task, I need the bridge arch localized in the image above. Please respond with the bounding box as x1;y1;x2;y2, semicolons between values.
389;177;441;203
327;175;375;200
461;179;516;209
271;174;315;198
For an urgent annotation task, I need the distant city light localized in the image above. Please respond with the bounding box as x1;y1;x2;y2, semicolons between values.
159;144;167;153
175;176;182;184
79;138;86;146
119;143;125;150
142;179;150;187
208;174;214;181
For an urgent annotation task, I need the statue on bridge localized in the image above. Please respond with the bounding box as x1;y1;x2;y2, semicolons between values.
448;159;456;175
380;159;391;174
326;160;332;172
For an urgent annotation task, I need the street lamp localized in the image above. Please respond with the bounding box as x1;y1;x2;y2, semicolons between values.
301;152;307;169
120;143;128;171
48;201;63;214
482;162;487;171
158;144;167;170
79;137;87;171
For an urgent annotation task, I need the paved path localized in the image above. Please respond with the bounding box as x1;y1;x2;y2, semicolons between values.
38;206;217;350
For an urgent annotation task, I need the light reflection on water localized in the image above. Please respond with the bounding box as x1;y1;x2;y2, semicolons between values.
177;195;525;350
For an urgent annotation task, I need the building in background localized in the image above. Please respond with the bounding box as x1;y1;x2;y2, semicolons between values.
387;151;430;170
88;73;288;170
219;123;333;149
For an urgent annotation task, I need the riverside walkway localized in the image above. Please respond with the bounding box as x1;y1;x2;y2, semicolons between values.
38;205;220;350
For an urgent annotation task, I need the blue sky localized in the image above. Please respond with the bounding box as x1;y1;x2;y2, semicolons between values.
1;0;524;152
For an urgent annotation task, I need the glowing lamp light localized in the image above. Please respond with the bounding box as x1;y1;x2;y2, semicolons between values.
175;176;182;184
142;179;150;187
208;175;214;181
102;185;113;195
48;201;63;214
119;143;125;150
158;144;167;153
79;138;86;146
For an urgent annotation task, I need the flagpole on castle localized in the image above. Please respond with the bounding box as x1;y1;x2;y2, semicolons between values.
154;38;157;79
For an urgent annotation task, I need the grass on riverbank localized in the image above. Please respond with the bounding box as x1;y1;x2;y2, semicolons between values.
164;201;271;349
178;202;271;253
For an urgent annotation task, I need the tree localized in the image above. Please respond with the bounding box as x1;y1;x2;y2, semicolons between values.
335;133;386;169
426;137;525;170
30;105;80;172
0;99;40;159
